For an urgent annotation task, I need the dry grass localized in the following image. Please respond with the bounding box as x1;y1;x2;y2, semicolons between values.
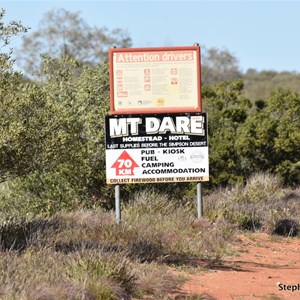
0;190;235;299
204;173;300;236
2;175;297;299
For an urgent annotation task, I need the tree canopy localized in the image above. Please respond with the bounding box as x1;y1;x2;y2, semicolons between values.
201;47;242;87
16;8;132;75
1;8;300;217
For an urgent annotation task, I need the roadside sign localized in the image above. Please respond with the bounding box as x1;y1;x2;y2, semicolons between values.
109;46;201;114
105;113;209;184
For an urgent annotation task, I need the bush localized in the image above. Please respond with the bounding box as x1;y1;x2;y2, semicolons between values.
229;172;284;203
204;173;300;234
236;88;300;186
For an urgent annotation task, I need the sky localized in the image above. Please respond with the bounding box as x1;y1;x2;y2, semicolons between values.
2;0;300;73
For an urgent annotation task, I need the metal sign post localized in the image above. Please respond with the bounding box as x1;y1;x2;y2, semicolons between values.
197;182;203;218
115;184;121;224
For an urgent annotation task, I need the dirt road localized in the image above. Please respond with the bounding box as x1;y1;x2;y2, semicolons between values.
177;233;300;300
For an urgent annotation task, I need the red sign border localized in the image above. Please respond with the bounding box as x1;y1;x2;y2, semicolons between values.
109;46;202;115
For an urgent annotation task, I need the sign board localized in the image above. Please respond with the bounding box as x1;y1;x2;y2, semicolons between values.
105;113;209;184
109;46;201;114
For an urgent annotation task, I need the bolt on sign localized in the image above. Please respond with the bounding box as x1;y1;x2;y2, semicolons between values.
109;46;201;114
105;113;209;184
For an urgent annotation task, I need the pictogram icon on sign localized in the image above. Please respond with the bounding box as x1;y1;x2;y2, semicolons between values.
111;150;139;176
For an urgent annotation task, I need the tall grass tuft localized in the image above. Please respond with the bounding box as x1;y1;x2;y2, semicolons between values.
229;172;284;203
205;173;300;235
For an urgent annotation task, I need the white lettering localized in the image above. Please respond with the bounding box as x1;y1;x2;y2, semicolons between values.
110;118;141;137
145;117;160;134
190;116;204;135
159;117;176;133
145;116;205;135
176;117;190;133
127;118;142;135
109;118;127;137
109;115;205;137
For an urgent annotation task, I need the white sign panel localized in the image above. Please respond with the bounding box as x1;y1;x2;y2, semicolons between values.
105;113;209;184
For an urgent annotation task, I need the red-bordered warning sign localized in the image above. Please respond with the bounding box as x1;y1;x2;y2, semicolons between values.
109;46;202;114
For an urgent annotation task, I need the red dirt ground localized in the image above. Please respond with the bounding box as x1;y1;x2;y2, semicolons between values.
174;233;300;300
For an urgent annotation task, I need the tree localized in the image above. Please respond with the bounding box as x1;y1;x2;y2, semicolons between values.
0;9;28;50
0;8;28;80
0;9;29;181
1;57;83;182
0;52;113;215
236;88;300;186
201;47;242;87
16;8;132;75
243;69;300;101
203;80;252;187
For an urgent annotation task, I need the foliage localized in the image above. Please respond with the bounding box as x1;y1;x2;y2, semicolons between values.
202;80;251;187
1;8;300;216
17;8;132;75
236;88;300;186
0;8;28;50
204;173;299;235
1;49;192;216
0;9;28;117
243;68;300;101
0;54;115;215
0;10;30;180
201;47;242;87
202;78;300;188
228;172;284;204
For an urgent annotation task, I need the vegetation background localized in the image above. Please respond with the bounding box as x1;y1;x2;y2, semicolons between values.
0;8;299;299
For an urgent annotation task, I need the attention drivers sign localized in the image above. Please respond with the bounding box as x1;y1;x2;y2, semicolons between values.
109;46;201;114
105;113;209;184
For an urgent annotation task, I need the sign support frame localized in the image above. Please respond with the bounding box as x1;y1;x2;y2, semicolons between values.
197;182;203;218
193;43;204;220
115;184;121;224
109;44;207;224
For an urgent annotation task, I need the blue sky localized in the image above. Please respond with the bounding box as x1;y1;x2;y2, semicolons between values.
2;0;300;73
